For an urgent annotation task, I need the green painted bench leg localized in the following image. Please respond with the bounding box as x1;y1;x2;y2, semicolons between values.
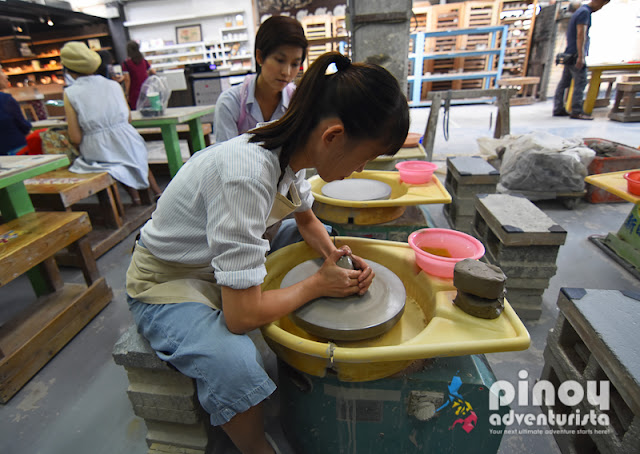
160;125;183;178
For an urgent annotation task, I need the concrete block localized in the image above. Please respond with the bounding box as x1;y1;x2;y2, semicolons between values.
446;196;476;217
445;180;498;198
481;256;558;279
443;205;474;233
145;420;211;451
504;277;550;289
505;292;543;309
113;325;173;371
127;381;198;411
446;156;500;185
133;404;202;425
475;194;567;246
148;443;205;454
507;302;542;320
480;231;562;263
557;288;640;417
126;367;194;388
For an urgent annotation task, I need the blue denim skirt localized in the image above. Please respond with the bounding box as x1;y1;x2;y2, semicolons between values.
128;297;276;426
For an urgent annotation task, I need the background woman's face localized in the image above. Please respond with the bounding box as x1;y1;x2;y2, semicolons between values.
257;45;303;92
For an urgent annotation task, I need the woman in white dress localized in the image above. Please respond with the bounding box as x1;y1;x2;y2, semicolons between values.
60;41;161;204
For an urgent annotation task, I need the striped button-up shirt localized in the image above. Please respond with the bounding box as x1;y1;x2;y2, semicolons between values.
140;134;313;289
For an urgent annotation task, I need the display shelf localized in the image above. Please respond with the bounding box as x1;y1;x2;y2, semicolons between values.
31;32;109;46
141;41;213;71
497;0;538;77
408;25;508;106
203;20;252;71
123;10;244;28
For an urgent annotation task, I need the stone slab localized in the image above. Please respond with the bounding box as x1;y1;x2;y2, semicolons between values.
475;193;567;246
113;324;173;371
445;180;498;198
127;367;194;388
134;404;202;425
145;420;211;451
557;288;640;417
504;277;550;289
446;156;500;184
148;444;205;454
507;301;542;320
127;382;198;411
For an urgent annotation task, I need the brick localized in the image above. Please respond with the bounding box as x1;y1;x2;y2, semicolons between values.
145;420;211;451
148;443;205;454
446;156;500;185
127;381;198;411
133;404;202;424
113;325;173;371
445;179;497;198
475;194;567;246
126;367;194;388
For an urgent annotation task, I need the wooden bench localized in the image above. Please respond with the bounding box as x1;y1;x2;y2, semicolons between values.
496;77;540;105
137;122;213;155
588;75;616;108
0;211;112;402
609;82;640;123
24;168;155;262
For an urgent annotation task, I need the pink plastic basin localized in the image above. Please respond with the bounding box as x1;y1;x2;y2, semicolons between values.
624;171;640;196
408;228;485;278
395;160;438;184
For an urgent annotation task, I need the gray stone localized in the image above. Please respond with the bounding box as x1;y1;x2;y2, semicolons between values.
445;180;498;198
127;381;198;411
454;290;504;319
113;325;173;371
145;420;211;451
453;258;506;299
557;288;640;417
446;156;500;184
475;194;567;246
133;404;202;425
126;367;194;388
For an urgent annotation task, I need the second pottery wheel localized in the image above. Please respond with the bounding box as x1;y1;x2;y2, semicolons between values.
321;179;392;201
280;258;406;341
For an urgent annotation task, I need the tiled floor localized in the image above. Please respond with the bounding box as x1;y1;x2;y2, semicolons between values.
0;99;638;454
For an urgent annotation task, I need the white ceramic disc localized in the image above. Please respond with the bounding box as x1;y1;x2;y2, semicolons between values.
321;179;392;201
280;258;406;341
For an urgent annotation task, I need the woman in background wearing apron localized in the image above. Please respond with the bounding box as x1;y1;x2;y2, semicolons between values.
214;15;307;143
126;52;410;454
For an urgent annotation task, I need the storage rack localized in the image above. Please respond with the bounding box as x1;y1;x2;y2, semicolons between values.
408;25;508;106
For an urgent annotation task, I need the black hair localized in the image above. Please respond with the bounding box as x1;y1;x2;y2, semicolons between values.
249;51;410;180
126;41;144;65
255;15;308;75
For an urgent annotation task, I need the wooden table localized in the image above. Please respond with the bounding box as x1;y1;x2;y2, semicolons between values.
567;63;640;115
0;154;69;219
130;106;215;177
32;105;216;178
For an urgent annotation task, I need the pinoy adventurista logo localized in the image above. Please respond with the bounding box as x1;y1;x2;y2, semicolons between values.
437;373;478;433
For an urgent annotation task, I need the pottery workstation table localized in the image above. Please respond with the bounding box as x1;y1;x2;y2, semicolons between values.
309;170;452;241
585;169;640;278
566;62;640;115
32;105;216;178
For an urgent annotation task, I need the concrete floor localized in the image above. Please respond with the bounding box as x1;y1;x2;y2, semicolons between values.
1;98;638;454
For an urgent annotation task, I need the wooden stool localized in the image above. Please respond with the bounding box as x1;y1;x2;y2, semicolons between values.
588;75;616;108
0;211;112;402
20;103;38;122
609;82;640;122
496;76;540;105
137;122;212;155
24;168;155;262
621;75;640;83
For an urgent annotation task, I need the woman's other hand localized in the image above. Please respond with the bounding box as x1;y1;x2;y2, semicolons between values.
315;247;373;298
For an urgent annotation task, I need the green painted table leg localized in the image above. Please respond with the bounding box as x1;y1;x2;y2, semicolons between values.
603;204;640;270
0;182;35;219
160;125;183;178
0;183;52;296
187;118;206;154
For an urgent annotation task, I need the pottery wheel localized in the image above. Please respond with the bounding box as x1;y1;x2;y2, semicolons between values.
280;259;406;341
321;179;392;201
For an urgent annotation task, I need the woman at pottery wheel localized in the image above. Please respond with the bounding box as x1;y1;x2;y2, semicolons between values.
126;52;409;454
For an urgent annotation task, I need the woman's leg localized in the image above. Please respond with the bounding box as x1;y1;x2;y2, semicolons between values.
147;169;162;196
123;184;141;205
128;299;276;454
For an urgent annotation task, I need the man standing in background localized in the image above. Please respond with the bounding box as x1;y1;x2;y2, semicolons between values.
553;0;610;120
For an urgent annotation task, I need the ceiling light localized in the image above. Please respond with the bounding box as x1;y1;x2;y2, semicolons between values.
47;17;54;26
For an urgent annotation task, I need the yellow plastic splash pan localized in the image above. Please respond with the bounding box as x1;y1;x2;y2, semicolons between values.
309;170;451;225
585;169;640;205
261;237;530;382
